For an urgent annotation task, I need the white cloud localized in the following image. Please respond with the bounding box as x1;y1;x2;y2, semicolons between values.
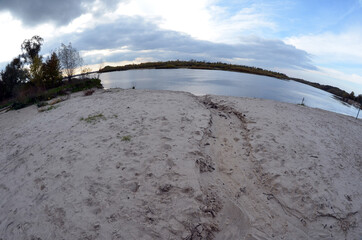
0;0;126;65
115;0;276;43
208;4;277;43
58;13;95;34
318;67;362;86
1;0;279;65
115;0;218;41
83;57;156;72
54;16;313;71
0;12;24;62
0;12;56;62
284;29;362;65
80;47;130;58
0;9;111;65
276;66;362;94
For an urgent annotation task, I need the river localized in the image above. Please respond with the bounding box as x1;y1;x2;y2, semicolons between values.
99;69;361;119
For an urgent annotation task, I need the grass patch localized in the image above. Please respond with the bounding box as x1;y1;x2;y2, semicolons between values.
121;135;131;141
81;113;106;123
38;105;58;112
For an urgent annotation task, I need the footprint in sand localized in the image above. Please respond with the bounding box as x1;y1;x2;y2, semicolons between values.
162;144;172;151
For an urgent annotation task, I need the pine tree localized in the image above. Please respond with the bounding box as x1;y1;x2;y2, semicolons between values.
43;52;62;89
29;55;44;88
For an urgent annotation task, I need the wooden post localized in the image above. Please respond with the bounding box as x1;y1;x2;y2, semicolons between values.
356;107;361;119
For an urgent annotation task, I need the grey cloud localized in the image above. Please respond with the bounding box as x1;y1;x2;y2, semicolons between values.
44;16;316;70
0;0;123;26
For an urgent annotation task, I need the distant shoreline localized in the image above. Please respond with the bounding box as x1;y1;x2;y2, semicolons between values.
99;60;289;80
98;60;361;108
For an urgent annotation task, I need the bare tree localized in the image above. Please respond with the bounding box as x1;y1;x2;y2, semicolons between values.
58;43;83;81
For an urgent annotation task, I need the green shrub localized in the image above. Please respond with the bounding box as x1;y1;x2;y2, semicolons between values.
121;135;131;141
37;101;48;107
9;78;103;110
68;78;103;93
84;89;95;96
11;102;27;110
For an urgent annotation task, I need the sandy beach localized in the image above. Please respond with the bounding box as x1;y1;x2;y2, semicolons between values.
0;89;361;239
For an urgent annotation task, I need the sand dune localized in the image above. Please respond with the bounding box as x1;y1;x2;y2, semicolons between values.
0;89;361;239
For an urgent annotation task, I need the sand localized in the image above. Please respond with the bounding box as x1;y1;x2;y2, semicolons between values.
0;89;361;239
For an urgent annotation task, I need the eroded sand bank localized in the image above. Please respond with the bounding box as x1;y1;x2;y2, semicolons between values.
0;89;361;239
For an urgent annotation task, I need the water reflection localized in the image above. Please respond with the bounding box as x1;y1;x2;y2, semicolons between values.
100;69;361;119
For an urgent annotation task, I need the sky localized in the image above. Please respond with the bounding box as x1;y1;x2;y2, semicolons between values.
0;0;361;94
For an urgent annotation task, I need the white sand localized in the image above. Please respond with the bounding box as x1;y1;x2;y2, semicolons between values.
0;89;361;239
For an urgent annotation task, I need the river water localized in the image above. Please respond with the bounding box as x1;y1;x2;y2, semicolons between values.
100;69;361;119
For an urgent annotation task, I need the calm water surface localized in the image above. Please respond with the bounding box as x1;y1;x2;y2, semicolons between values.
100;69;361;119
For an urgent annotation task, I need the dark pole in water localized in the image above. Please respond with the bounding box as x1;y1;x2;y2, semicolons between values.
357;107;361;119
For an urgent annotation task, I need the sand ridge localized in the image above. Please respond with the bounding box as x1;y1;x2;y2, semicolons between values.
0;89;361;239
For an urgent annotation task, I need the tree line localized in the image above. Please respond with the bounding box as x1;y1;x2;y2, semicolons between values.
289;77;362;105
100;60;290;80
0;36;83;102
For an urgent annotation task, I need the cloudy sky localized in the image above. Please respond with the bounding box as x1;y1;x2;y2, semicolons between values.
0;0;361;94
